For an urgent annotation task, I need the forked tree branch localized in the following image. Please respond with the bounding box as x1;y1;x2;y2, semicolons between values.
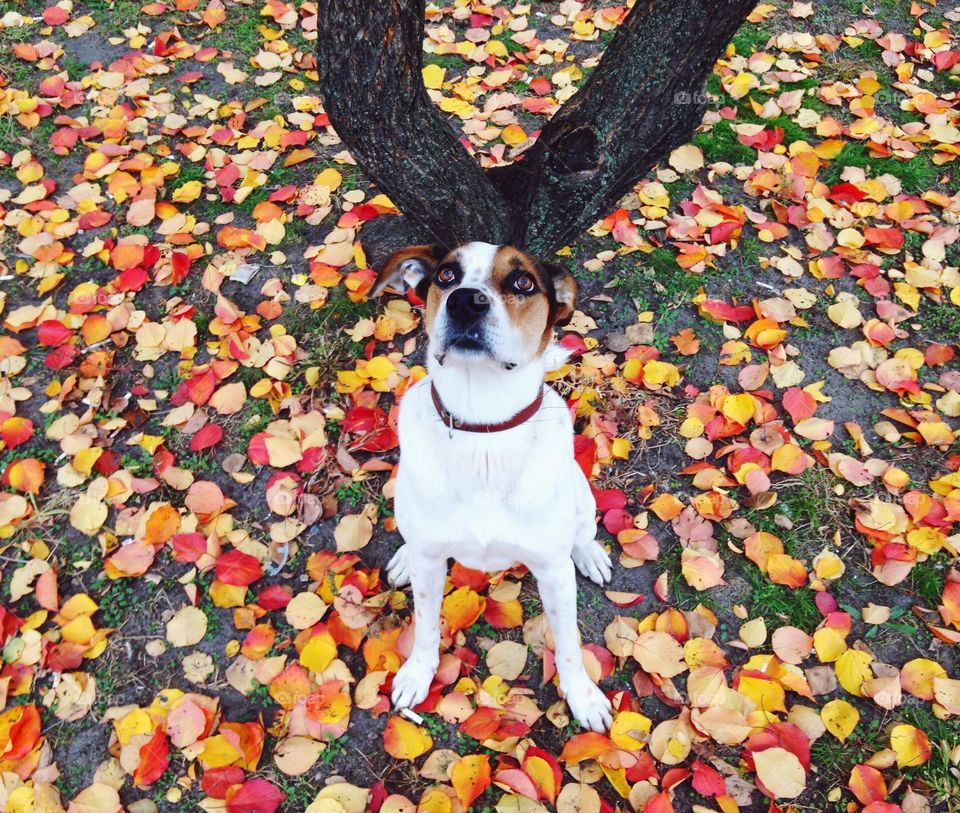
317;0;757;257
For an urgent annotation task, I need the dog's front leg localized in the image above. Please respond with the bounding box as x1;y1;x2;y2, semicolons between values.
533;560;612;732
391;554;447;710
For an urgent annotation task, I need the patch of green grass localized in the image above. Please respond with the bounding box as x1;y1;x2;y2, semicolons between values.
277;775;323;810
94;577;140;629
742;566;821;630
731;23;771;57
920;300;960;344
736;235;765;268
0;118;57;161
319;734;349;765
821;143;939;194
338;165;365;193
173;162;208;187
423;53;468;71
909;560;945;607
88;0;142;27
419;713;450;741
775;469;844;534
692;120;757;166
214;13;262;59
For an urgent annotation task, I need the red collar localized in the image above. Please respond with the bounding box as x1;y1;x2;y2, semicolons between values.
431;382;544;433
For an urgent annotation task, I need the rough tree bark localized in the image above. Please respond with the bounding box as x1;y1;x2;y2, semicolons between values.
317;0;757;257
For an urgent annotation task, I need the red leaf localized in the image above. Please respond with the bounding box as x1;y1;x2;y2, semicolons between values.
225;778;285;813
573;435;597;480
247;432;272;465
256;584;292;611
190;423;223;452
691;760;726;796
171;251;192;284
134;727;170;787
593;488;627;512
45;344;79;370
171;532;207;563
781;388;816;423
43;6;69;24
37;320;73;346
829;182;867;205
216;550;263;586
202;766;245;799
3;704;41;760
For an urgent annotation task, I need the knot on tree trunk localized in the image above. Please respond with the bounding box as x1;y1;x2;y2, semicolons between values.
547;125;601;176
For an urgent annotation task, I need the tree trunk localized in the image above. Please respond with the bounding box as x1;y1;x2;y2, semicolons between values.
317;0;757;258
315;0;512;250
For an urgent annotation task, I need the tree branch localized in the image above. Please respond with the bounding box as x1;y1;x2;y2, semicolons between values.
316;0;757;259
315;0;512;249
491;0;757;255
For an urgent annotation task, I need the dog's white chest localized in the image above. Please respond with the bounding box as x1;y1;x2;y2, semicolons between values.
393;379;590;570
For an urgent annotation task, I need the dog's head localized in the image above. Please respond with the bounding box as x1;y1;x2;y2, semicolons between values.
372;241;577;370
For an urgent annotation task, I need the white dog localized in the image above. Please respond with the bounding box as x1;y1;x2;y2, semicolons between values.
372;241;613;732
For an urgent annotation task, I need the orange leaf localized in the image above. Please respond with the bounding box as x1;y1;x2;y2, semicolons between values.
848;764;887;805
383;715;433;760
441;586;485;633
7;458;44;494
451;754;491;808
559;732;615;763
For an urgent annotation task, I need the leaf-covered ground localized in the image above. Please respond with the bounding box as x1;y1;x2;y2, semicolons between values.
1;0;960;811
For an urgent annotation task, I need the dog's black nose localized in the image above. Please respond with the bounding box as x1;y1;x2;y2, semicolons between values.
446;287;490;326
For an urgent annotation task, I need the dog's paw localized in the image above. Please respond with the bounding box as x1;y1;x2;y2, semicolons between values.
387;545;411;587
573;540;612;585
391;658;435;710
565;680;612;733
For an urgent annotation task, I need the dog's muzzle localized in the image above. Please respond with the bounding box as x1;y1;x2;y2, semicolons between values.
446;287;490;328
443;287;490;353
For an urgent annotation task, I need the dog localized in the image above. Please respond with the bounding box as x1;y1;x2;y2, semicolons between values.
372;241;613;732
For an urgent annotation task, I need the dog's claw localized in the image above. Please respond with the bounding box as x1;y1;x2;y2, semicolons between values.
573;540;613;585
387;544;411;587
391;658;435;710
565;680;612;733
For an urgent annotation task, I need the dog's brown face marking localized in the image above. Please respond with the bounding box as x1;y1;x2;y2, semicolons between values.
490;246;554;353
375;242;577;365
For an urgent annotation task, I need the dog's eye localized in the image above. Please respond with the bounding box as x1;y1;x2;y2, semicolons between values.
513;273;536;294
436;267;456;285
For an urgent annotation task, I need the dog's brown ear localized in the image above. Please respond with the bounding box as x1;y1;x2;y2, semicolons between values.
371;244;446;297
543;262;577;326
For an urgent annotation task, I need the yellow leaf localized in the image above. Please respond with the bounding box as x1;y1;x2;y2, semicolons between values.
501;124;527;146
172;180;202;203
721;393;755;425
753;747;806;799
813;626;847;662
422;63;445;90
835;649;873;697
668;144;705;173
69;494;107;536
821;698;859;742
890;724;932;767
166;605;208;647
300;631;337;672
610;711;652;751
